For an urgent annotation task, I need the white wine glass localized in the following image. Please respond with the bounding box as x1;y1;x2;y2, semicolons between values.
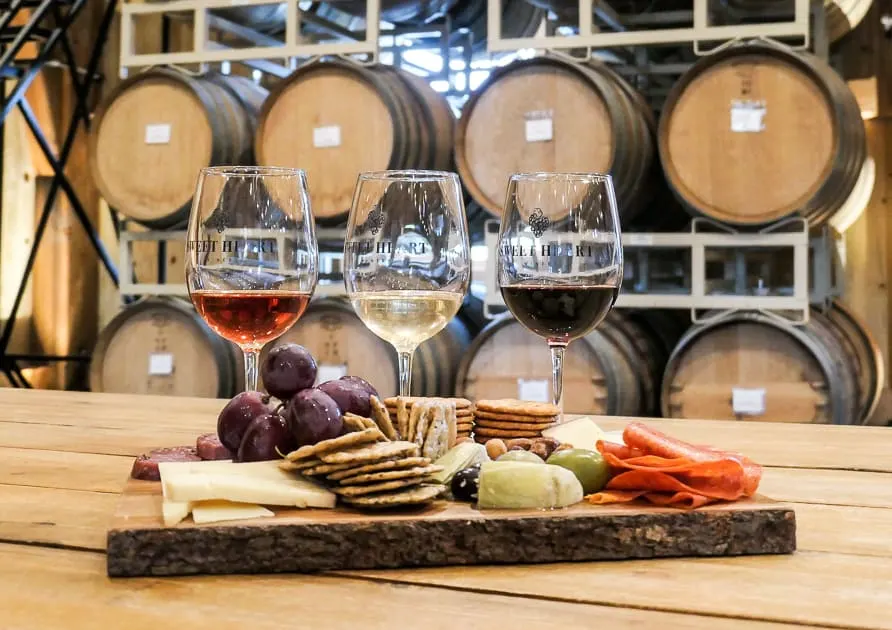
186;166;318;393
498;172;623;412
343;170;470;397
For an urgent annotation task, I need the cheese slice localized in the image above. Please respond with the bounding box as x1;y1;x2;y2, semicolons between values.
191;500;274;524
159;462;336;508
162;499;193;527
542;417;607;450
602;430;625;445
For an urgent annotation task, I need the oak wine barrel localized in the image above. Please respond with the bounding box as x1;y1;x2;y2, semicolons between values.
721;0;873;43
255;61;454;224
660;310;864;424
146;0;287;33
456;311;673;416
90;297;241;398
89;69;268;229
658;41;866;227
268;298;471;398
455;57;657;224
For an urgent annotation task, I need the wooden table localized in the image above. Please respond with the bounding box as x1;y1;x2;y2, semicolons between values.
2;389;891;629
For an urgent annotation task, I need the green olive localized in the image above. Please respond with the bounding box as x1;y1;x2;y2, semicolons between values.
546;449;610;494
497;450;544;464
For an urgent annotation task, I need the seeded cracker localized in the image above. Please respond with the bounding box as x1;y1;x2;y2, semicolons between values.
300;461;356;476
412;402;433;448
285;428;382;461
407;402;427;445
342;413;368;433
337;465;443;485
370;395;398;441
396;398;409;440
326;456;430;481
422;404;449;460
444;402;458;448
332;477;425;496
279;458;321;471
319;440;420;465
341;484;445;508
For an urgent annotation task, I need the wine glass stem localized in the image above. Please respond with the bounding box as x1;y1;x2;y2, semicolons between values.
243;348;259;392
397;349;414;397
548;341;567;414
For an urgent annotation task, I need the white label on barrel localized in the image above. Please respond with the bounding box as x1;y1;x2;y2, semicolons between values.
518;378;550;403
144;123;171;144
313;125;341;148
525;118;553;143
730;100;766;133
317;364;347;384
732;387;766;415
148;353;174;376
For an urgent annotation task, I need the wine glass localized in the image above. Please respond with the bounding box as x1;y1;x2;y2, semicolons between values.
186;166;318;392
343;171;470;397
498;172;623;412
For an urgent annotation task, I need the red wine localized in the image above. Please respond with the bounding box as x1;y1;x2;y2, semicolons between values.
501;285;617;341
192;290;310;346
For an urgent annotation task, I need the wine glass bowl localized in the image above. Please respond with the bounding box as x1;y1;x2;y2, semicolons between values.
186;166;318;392
498;172;623;410
344;170;470;396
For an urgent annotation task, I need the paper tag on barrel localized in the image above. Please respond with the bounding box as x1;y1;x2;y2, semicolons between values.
148;353;174;376
518;378;550;403
144;123;171;145
313;125;341;148
730;100;766;133
524;110;553;143
317;364;347;384
732;387;766;416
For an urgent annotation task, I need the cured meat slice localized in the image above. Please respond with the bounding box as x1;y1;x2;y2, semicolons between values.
196;433;233;461
130;446;201;481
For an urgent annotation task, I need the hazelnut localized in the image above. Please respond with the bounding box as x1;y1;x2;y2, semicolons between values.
529;442;550;460
506;438;532;451
485;439;507;459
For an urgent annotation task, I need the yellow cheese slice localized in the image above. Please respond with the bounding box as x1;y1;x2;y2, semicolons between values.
162;499;193;527
541;417;607;450
191;500;275;524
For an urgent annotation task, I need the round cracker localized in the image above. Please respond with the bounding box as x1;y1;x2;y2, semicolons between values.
473;427;544;438
474;419;556;431
474;410;559;423
475;399;559;416
385;396;472;409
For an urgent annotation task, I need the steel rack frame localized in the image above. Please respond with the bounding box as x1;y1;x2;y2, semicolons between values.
0;0;120;388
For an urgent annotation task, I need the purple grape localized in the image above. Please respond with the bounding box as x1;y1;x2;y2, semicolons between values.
261;343;317;400
237;413;296;462
339;375;379;399
286;389;343;447
318;379;372;417
217;391;272;453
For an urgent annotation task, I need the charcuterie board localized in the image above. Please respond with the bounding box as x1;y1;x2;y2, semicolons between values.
106;479;795;577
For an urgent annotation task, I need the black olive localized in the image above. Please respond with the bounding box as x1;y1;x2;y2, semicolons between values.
451;464;481;502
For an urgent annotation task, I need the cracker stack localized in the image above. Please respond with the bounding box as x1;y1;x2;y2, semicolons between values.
473;399;560;443
280;398;447;509
384;397;473;441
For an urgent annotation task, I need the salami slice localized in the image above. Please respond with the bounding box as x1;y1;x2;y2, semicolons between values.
130;446;201;481
196;433;233;461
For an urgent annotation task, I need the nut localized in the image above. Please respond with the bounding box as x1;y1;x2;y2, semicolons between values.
485;438;507;459
529;442;550;460
533;437;559;459
553;443;574;453
506;438;532;451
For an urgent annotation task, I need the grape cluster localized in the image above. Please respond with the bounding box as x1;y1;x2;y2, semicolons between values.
215;343;379;462
529;208;550;237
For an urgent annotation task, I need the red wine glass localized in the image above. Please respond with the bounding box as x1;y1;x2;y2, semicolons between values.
186;166;318;393
497;172;623;412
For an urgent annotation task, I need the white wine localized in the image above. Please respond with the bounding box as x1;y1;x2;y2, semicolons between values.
351;290;463;351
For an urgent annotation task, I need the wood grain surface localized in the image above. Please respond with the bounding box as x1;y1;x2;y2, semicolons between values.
2;389;891;628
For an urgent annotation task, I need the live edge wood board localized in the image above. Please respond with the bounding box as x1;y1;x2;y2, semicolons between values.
106;479;796;577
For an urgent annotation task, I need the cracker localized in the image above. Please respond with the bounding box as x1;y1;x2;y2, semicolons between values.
341;484;445;508
445;403;458;448
407;402;428;446
285;428;383;461
331;477;425;496
342;413;369;433
475;399;559;416
370;395;398;440
279;458;321;471
385;396;472;409
319;440;420;464
474;410;559;423
474;427;544;438
396;398;410;441
300;461;357;476
338;465;443;485
422;405;449;460
474;419;557;431
326;456;430;481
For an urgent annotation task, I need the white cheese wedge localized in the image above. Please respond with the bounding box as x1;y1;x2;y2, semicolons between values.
191;500;274;524
541;417;607;450
162;499;193;527
159;461;336;508
602;430;625;445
